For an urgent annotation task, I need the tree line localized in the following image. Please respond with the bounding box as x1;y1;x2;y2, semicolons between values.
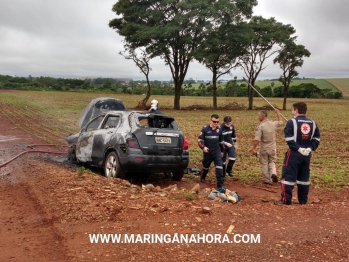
0;75;125;91
0;74;341;100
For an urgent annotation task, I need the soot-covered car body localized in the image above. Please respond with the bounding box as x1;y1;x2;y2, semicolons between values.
69;111;189;181
67;97;127;144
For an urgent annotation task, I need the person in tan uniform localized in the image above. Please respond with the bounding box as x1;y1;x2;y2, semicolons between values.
250;109;284;184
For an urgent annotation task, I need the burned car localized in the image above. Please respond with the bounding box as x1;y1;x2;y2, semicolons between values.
79;97;127;129
68;111;189;181
67;97;127;144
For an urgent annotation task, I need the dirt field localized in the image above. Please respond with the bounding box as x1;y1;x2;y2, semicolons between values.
1;112;349;261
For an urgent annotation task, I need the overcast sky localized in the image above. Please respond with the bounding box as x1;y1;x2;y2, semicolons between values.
1;0;348;81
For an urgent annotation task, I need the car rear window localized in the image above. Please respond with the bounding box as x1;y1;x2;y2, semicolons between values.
137;116;176;129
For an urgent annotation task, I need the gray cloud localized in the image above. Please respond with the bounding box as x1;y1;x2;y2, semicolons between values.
0;0;348;80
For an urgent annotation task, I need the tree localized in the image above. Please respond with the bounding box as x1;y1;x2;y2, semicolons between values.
198;83;207;96
119;45;152;108
194;1;256;109
225;77;240;97
37;76;57;88
260;86;273;97
195;22;253;108
110;0;256;109
273;42;311;110
110;0;215;109
103;79;112;89
273;86;284;97
238;16;296;109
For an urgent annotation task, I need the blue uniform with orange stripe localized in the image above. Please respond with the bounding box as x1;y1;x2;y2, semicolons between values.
280;116;320;204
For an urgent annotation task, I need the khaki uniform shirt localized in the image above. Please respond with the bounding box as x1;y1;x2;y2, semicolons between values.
254;119;284;150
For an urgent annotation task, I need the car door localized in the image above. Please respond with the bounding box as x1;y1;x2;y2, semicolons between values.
90;114;121;165
75;115;105;163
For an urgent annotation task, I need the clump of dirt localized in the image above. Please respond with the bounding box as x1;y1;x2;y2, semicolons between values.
180;102;246;110
180;104;210;110
253;104;279;110
219;101;246;110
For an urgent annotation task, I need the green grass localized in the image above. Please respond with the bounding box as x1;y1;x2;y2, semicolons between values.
1;91;348;190
325;78;349;98
254;79;336;90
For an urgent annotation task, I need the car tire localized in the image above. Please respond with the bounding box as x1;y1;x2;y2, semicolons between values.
172;170;184;181
104;151;124;179
67;144;77;163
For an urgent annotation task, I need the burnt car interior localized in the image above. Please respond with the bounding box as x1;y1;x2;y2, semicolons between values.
85;115;105;132
138;115;176;129
79;98;127;130
95;99;125;110
103;115;120;129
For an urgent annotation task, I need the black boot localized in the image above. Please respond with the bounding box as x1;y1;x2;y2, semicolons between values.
200;169;208;183
226;166;233;177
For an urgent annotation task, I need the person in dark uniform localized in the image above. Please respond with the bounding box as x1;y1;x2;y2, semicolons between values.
198;114;225;191
220;116;237;177
276;102;320;205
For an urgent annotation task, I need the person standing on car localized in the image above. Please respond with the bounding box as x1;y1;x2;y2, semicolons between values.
198;114;225;191
250;109;284;184
221;116;237;177
147;99;161;114
275;102;320;205
146;99;162;127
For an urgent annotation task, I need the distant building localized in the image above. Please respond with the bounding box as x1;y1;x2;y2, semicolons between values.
115;78;132;84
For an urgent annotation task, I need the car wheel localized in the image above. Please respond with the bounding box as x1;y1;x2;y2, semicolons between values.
67;145;77;163
104;151;124;179
172;170;184;181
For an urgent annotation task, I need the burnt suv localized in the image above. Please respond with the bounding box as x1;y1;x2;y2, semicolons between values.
68;111;189;181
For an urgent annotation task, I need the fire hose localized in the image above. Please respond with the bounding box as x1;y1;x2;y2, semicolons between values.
243;78;288;121
0;144;69;168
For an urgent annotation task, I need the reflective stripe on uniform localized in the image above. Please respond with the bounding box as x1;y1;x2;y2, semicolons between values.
222;131;232;135
281;180;296;185
291;118;297;142
285;137;294;141
215;166;223;169
203;167;209;170
311;121;316;140
228;157;236;160
205;136;219;139
297;180;310;185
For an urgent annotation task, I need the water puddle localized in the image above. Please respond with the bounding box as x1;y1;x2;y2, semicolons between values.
0;135;30;142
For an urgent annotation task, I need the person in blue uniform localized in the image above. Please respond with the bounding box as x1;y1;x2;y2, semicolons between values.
220;116;237;177
276;102;320;205
198;114;225;190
